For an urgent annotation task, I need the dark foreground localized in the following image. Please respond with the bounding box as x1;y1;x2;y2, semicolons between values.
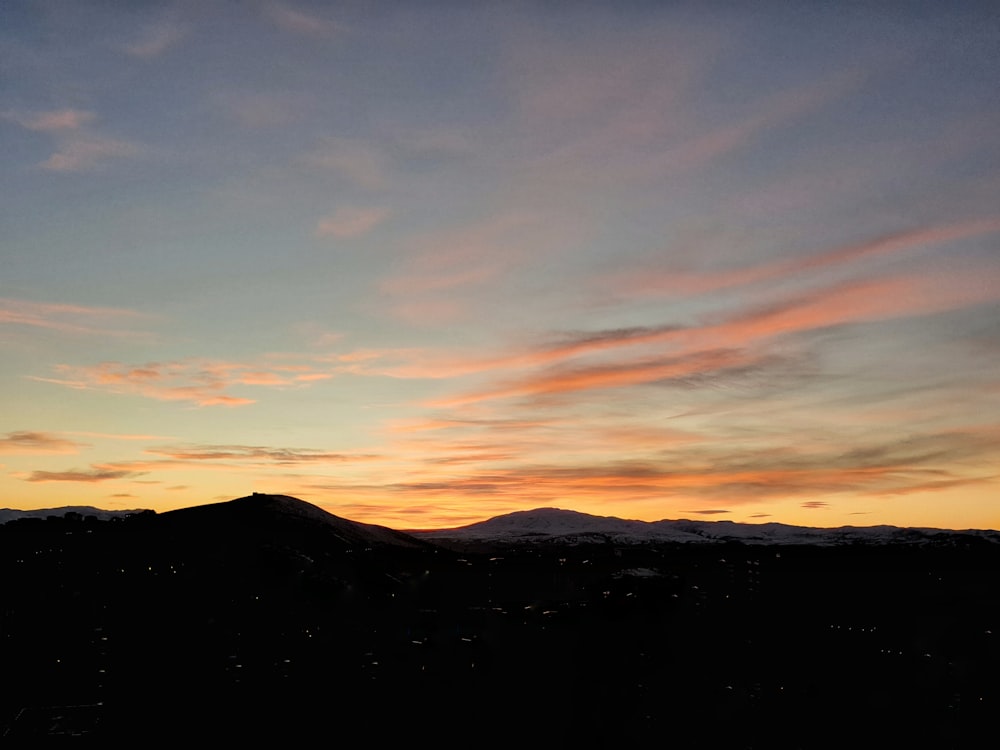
2;499;998;747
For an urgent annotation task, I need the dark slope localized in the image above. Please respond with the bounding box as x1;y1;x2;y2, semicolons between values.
0;494;452;744
157;492;434;551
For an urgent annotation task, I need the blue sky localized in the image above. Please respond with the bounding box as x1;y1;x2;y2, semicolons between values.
2;1;999;529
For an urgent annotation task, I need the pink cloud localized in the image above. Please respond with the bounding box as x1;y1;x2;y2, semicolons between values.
366;265;1000;409
265;3;342;38
612;217;1000;299
0;297;150;337
5;108;96;131
706;272;1000;347
40;135;139;172
34;356;337;407
5;108;141;172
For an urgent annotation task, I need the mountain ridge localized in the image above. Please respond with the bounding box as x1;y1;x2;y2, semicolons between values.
411;506;1000;547
5;497;999;546
0;505;149;525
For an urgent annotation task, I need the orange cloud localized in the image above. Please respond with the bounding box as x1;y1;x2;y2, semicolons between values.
310;261;1000;406
432;348;759;406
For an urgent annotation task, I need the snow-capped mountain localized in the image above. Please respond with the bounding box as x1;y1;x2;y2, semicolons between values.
413;507;1000;547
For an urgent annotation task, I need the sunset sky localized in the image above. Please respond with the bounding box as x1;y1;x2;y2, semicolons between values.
2;2;999;530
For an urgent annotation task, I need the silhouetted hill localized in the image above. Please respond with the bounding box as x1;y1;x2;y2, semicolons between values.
157;492;434;551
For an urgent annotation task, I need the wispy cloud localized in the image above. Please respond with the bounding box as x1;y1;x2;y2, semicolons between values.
145;444;380;464
125;19;185;58
399;267;999;406
301;137;388;189
33;357;334;407
433;348;761;406
39;135;140;172
0;431;84;455
345;427;997;512
505;25;866;195
0;298;151;337
378;211;579;323
612;218;1000;298
5;109;141;172
4;108;95;131
25;466;144;483
265;3;342;38
316;206;389;238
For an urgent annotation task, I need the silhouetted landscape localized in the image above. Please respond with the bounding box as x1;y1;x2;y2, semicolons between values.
3;494;999;747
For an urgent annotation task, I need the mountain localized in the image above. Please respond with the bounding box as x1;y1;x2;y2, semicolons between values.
0;505;149;524
156;492;431;550
413;506;1000;547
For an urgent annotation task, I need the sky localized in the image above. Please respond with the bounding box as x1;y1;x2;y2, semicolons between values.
2;2;999;530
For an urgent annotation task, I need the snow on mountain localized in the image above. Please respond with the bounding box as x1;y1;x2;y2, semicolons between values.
414;507;1000;547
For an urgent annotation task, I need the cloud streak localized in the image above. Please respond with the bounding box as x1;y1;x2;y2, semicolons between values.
316;206;389;238
145;444;380;465
612;218;1000;299
0;298;151;337
265;3;342;38
4;109;96;131
126;19;185;58
25;467;144;483
0;431;84;455
34;357;334;407
411;268;1000;406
